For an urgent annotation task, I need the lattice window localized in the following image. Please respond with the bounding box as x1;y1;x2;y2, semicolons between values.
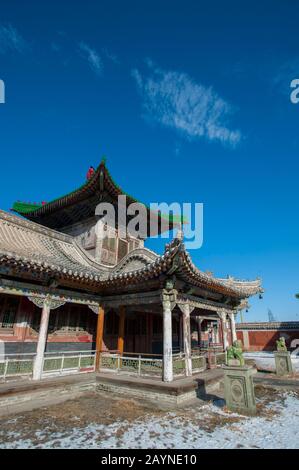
102;237;116;251
128;238;140;253
31;304;94;335
117;239;128;262
0;296;18;329
101;235;117;265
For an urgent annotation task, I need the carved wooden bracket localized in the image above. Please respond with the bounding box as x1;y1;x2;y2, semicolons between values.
177;302;195;316
27;296;66;310
218;308;230;319
161;289;177;312
88;304;100;314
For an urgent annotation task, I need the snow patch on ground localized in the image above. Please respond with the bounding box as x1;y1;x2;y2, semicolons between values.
244;352;299;373
0;392;298;449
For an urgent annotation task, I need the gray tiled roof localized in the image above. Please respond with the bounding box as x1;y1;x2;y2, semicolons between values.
0;210;263;297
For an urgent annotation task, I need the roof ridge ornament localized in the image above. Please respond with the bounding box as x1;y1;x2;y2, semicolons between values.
99;169;104;191
176;222;184;242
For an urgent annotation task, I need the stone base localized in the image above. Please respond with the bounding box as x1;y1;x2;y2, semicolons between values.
223;365;256;416
0;373;96;417
274;351;293;376
227;358;242;367
96;369;224;409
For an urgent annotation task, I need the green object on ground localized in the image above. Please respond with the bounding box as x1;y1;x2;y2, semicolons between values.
226;340;245;366
276;337;287;352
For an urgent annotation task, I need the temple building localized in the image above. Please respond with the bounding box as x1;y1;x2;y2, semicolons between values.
0;160;263;382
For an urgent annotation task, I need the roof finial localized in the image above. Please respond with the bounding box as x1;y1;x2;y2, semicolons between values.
176;221;184;241
86;166;95;181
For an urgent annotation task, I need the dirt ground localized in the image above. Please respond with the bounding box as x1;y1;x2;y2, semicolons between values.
0;385;297;449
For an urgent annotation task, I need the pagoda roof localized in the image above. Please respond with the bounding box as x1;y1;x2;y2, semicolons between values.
11;160;183;234
0;210;263;300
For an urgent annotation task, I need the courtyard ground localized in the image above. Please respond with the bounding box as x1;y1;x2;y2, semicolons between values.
0;385;298;449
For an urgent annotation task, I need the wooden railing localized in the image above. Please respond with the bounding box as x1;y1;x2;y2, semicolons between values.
0;348;227;382
0;351;96;381
100;352;163;377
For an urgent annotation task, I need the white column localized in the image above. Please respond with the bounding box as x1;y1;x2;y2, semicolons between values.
181;304;192;377
230;313;237;343
0;340;4;362
32;300;51;381
215;320;220;343
219;311;229;350
197;317;202;347
179;314;184;352
162;296;173;382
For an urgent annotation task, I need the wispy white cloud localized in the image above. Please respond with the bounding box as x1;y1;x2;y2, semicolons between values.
132;62;241;146
0;24;28;54
102;47;120;65
79;42;103;76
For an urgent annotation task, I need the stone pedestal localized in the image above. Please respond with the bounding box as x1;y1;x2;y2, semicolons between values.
274;351;293;376
227;358;241;367
223;365;256;416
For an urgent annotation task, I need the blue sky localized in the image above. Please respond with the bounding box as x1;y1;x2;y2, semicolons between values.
0;0;299;322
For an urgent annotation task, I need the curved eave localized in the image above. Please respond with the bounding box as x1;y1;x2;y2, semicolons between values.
0;240;263;297
170;244;262;298
12;160;138;220
217;278;264;296
11;160;182;232
0;210;263;297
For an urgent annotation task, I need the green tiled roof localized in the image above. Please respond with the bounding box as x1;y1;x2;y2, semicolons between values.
12;201;43;214
11;158;188;226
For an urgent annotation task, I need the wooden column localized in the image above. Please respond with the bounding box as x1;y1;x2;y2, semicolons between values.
219;311;229;350
197;317;202;347
147;313;152;353
117;306;126;355
229;313;237;344
28;296;65;381
162;295;173;382
215;320;220;343
181;304;192;377
95;306;105;371
32;301;51;381
14;297;29;341
179;314;184;352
